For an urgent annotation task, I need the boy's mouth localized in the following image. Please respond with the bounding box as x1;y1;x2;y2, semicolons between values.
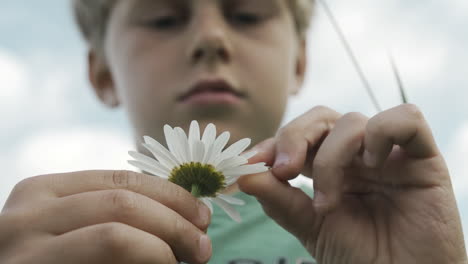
178;79;246;105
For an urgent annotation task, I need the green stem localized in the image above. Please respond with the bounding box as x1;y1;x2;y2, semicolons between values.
191;184;201;198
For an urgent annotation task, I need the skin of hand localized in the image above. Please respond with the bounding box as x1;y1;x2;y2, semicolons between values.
0;170;212;264
238;104;468;264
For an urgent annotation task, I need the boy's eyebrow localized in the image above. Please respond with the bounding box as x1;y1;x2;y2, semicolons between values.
126;0;185;13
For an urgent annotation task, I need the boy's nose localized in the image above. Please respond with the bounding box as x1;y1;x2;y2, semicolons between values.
187;7;232;66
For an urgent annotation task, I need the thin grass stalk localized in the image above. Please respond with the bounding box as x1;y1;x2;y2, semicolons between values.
388;52;408;103
317;0;383;112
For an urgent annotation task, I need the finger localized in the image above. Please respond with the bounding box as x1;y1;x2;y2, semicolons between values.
30;170;210;230
246;137;276;165
33;189;210;263
237;171;318;244
311;112;368;213
363;104;439;168
23;223;179;264
272;106;341;181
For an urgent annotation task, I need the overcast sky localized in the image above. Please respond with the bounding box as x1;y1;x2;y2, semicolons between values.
1;0;467;241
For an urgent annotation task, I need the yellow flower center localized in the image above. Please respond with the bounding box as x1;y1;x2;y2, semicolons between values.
168;162;226;198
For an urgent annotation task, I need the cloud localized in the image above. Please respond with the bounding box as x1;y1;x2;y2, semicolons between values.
446;123;468;199
0;127;134;207
15;128;134;176
0;50;28;111
286;0;450;121
444;123;468;248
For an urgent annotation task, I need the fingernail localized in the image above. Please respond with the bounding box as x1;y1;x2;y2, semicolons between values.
273;153;290;169
313;190;328;209
199;234;212;261
251;143;267;154
363;150;378;168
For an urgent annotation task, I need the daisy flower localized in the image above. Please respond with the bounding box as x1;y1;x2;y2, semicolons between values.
128;120;268;222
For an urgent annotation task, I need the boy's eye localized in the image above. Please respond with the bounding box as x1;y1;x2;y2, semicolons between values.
230;12;261;26
146;15;184;29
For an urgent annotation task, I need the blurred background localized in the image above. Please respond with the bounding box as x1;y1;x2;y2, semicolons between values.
1;0;467;241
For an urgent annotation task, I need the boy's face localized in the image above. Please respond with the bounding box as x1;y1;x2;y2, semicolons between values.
90;0;307;147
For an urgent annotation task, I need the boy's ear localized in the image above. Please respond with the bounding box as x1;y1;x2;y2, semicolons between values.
290;38;308;96
88;50;120;108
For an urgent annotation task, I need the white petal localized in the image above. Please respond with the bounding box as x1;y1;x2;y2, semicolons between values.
202;144;214;164
212;197;241;222
143;136;180;167
201;123;216;147
217;194;246;206
188;121;200;158
208;131;230;164
212;138;251;167
191;140;205;163
224;163;268;177
142;143;176;170
200;198;214;214
219;138;251;161
241;150;258;160
144;136;179;162
127;160;169;179
225;175;242;185
201;124;216;163
216;156;248;172
164;125;183;162
174;127;191;162
128;151;171;174
188;120;201;144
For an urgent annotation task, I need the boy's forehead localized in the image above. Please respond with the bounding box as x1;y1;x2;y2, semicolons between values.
125;0;284;9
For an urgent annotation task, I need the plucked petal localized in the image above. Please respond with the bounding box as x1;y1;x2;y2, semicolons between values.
128;151;171;174
241;150;258;160
212;197;241;222
223;163;268;176
216;156;248;172
127;160;169;179
217;194;246;205
225;175;242;185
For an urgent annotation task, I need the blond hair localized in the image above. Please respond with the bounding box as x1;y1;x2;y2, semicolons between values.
73;0;314;53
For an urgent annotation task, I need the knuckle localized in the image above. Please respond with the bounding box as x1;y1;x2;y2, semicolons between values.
0;213;22;243
96;223;130;254
5;176;45;209
10;176;38;197
169;183;190;204
312;157;329;171
367;115;387;137
309;105;331;114
172;216;189;238
110;170;142;190
106;190;139;217
160;244;178;264
341;112;367;124
400;103;424;120
277;125;293;138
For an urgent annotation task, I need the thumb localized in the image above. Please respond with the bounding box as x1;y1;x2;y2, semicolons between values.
237;171;320;245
